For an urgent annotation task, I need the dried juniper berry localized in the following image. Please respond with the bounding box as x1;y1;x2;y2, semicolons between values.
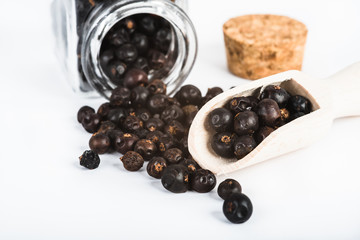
115;133;139;154
158;135;178;153
202;87;223;105
97;102;111;120
217;179;242;200
191;169;216;193
228;96;257;113
77;106;95;123
132;57;150;73
122;115;143;133
106;108;127;126
147;94;169;114
96;121;116;135
147;79;167;95
233;135;257;160
121;151;144;171
255;99;281;127
145;117;165;132
148;49;166;70
89;133;111;154
161;164;190;193
208;108;233;133
179;137;190;158
107;28;130;47
123;68;148;89
147;156;167;179
233;111;259;136
164;120;186;140
161;105;185;124
82;113;101;133
134;128;149;139
260;85;290;108
115;43;138;63
107;129;123;152
254;126;274;144
104;60;127;85
163;148;183;164
223;193;253;224
154;27;172;53
79;150;100;170
110;87;131;107
131;86;150;108
180;157;200;173
134;139;157;160
175;85;202;106
146;130;164;144
288;95;312;114
99;49;115;70
135;108;152;123
139;15;157;35
211;132;234;158
131;32;149;55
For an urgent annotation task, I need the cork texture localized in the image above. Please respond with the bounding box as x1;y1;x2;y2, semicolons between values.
223;14;308;80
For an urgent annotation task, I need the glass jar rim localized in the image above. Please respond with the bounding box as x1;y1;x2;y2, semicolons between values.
81;0;198;98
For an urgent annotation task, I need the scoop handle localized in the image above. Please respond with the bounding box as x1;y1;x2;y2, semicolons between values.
324;62;360;119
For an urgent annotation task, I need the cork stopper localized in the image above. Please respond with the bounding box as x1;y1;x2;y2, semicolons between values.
223;14;308;80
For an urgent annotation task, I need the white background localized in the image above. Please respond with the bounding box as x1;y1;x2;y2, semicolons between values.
1;0;360;239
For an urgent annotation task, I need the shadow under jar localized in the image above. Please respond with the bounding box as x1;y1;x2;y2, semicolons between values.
52;0;197;98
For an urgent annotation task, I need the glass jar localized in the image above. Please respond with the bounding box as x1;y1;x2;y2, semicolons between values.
51;0;197;98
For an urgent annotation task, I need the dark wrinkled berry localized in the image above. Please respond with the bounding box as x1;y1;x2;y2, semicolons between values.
228;96;257;113
107;28;130;47
123;68;148;89
97;102;111;120
96;121;116;135
180;157;200;173
154;28;172;53
161;105;185;124
99;49;115;70
135;108;152;122
131;86;150;108
107;108;127;126
122;115;143;133
158;135;178;153
217;179;242;200
147;79;167;95
208;108;233;133
79;150;100;170
145;118;165;132
115;43;138;63
115;133;139;154
161;164;190;193
223;193;253;224
132;57;150;73
255;99;281;127
146;130;164;144
202;87;223;105
134;139;157;160
233;135;257;160
82;113;101;133
179;137;190;158
211;132;234;158
164;120;186;140
147;157;167;179
254;126;274;144
288;95;312;114
176;85;202;106
133;128;149;139
121;151;144;171
77;106;95;123
104;60;127;85
163;148;183;164
233;111;259;136
89;133;111;154
131;32;149;55
147;94;169;114
191;169;216;193
110;87;131;107
107;129;124;152
148;49;166;70
260;85;290;108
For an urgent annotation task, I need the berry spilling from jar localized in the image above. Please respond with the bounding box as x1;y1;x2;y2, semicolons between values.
208;84;312;159
99;14;174;88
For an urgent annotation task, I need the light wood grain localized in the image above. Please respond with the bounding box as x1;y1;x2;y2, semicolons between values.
188;62;360;175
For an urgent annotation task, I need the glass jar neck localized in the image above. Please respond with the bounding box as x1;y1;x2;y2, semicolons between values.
81;0;197;98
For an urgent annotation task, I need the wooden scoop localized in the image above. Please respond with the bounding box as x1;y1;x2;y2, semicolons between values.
188;62;360;175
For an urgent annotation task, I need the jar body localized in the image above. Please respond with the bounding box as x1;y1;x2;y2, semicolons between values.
52;0;197;98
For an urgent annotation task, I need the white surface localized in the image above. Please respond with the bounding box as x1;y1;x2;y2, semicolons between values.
1;0;360;239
